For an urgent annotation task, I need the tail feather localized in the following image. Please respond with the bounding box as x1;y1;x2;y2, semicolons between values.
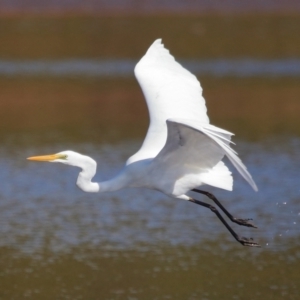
200;161;233;191
202;125;258;191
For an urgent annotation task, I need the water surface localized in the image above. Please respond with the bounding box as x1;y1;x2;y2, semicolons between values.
1;133;300;299
1;59;300;77
1;136;300;252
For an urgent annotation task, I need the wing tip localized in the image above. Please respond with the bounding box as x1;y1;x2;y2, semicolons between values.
148;38;169;52
251;181;259;192
153;38;162;45
198;124;258;192
135;38;175;71
238;165;258;192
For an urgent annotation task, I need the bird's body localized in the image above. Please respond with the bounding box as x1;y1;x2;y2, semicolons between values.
28;39;259;247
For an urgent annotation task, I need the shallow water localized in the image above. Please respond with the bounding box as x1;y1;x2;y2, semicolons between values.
0;136;299;253
1;133;300;299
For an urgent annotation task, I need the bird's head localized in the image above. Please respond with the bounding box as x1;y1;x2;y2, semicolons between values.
28;150;99;192
27;150;95;169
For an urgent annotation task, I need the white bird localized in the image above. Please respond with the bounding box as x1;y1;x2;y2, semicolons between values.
28;39;259;247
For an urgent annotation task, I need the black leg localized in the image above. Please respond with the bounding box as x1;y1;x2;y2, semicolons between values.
192;189;257;228
189;197;260;247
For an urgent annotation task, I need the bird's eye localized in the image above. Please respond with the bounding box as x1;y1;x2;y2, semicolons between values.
60;155;68;160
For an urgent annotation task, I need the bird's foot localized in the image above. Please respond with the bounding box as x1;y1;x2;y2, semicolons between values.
238;237;260;248
233;218;257;228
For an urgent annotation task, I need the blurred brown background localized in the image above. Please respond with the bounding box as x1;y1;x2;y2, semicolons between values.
0;11;300;141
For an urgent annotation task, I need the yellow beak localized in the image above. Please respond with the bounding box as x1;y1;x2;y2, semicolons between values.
27;154;61;162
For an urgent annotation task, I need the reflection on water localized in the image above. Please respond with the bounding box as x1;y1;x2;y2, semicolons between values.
1;59;300;77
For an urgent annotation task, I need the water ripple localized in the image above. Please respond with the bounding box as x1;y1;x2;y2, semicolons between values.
0;136;299;253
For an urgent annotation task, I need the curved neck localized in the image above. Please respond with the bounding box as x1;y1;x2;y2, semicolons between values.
75;155;126;193
76;157;99;192
77;171;100;192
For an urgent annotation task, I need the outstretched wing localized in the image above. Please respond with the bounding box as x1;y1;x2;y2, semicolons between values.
127;39;209;164
150;120;257;195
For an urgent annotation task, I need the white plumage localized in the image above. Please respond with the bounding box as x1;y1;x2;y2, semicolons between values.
28;39;259;247
127;39;257;195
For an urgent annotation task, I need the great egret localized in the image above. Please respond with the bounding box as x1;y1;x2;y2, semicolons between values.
28;39;259;247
